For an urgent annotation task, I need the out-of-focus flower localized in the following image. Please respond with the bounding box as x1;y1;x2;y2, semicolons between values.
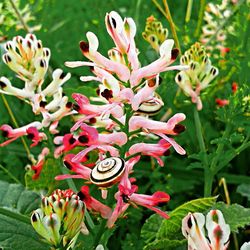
216;98;229;107
182;209;230;250
200;0;237;54
175;42;219;110
240;242;250;250
31;189;85;249
142;15;168;52
232;82;238;94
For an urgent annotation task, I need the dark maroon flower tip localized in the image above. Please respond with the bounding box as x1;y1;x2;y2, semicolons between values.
2;130;9;137
187;217;192;228
79;41;89;53
78;135;89;144
89;118;96;124
39;101;47;108
77;191;86;201
111;17;117;28
163;149;171;156
59;72;66;79
122;194;130;203
173;124;186;134
27;133;35;140
40;59;46;68
31;213;38;222
0;81;7;89
171;48;179;60
27;40;32;48
101;89;113;100
63;160;72;170
69;137;76;145
66;102;73;109
73;103;80;111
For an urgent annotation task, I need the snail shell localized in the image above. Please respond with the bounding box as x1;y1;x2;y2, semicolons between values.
90;157;125;188
137;93;164;116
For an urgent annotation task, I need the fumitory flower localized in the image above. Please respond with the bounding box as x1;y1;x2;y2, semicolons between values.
31;189;85;249
175;42;219;110
182;209;230;250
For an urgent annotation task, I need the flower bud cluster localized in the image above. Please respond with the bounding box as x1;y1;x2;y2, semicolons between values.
142;15;168;52
175;42;219;110
31;189;85;249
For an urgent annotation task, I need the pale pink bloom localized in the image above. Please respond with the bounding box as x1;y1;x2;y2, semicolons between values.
128;139;171;166
105;11;139;70
182;210;230;250
0;121;43;147
98;132;127;146
72;93;124;119
78;186;112;219
130;40;187;86
72;144;119;163
107;167;170;228
32;147;50;179
131;77;160;111
129;114;186;155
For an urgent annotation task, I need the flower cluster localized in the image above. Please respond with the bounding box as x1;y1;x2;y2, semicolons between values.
175;42;219;110
182;209;230;250
142;15;168;52
0;34;73;177
200;0;238;55
31;189;85;249
55;10;187;227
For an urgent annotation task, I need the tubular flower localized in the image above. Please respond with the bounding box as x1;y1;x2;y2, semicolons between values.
78;186;112;219
31;189;85;249
142;15;169;52
182;210;230;250
175;42;219;110
0;122;45;147
129;113;186;155
107;167;170;228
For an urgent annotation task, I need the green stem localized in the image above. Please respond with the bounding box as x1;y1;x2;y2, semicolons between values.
0;164;22;184
9;0;30;33
193;107;213;197
1;94;32;159
210;124;232;173
185;0;193;23
162;0;182;54
93;218;106;248
194;0;206;38
110;115;124;128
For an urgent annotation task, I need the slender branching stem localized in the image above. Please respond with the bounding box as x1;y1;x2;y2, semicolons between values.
0;164;22;184
9;0;30;33
193;107;213;197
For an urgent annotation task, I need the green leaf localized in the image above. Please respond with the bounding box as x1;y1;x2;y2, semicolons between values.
157;197;217;240
0;181;49;250
144;239;186;250
237;184;250;200
213;202;250;233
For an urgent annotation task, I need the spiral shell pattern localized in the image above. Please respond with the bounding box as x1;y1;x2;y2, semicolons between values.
90;157;125;187
138;93;164;116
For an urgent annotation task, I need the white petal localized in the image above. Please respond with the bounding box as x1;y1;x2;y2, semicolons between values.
159;39;174;59
86;31;99;52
